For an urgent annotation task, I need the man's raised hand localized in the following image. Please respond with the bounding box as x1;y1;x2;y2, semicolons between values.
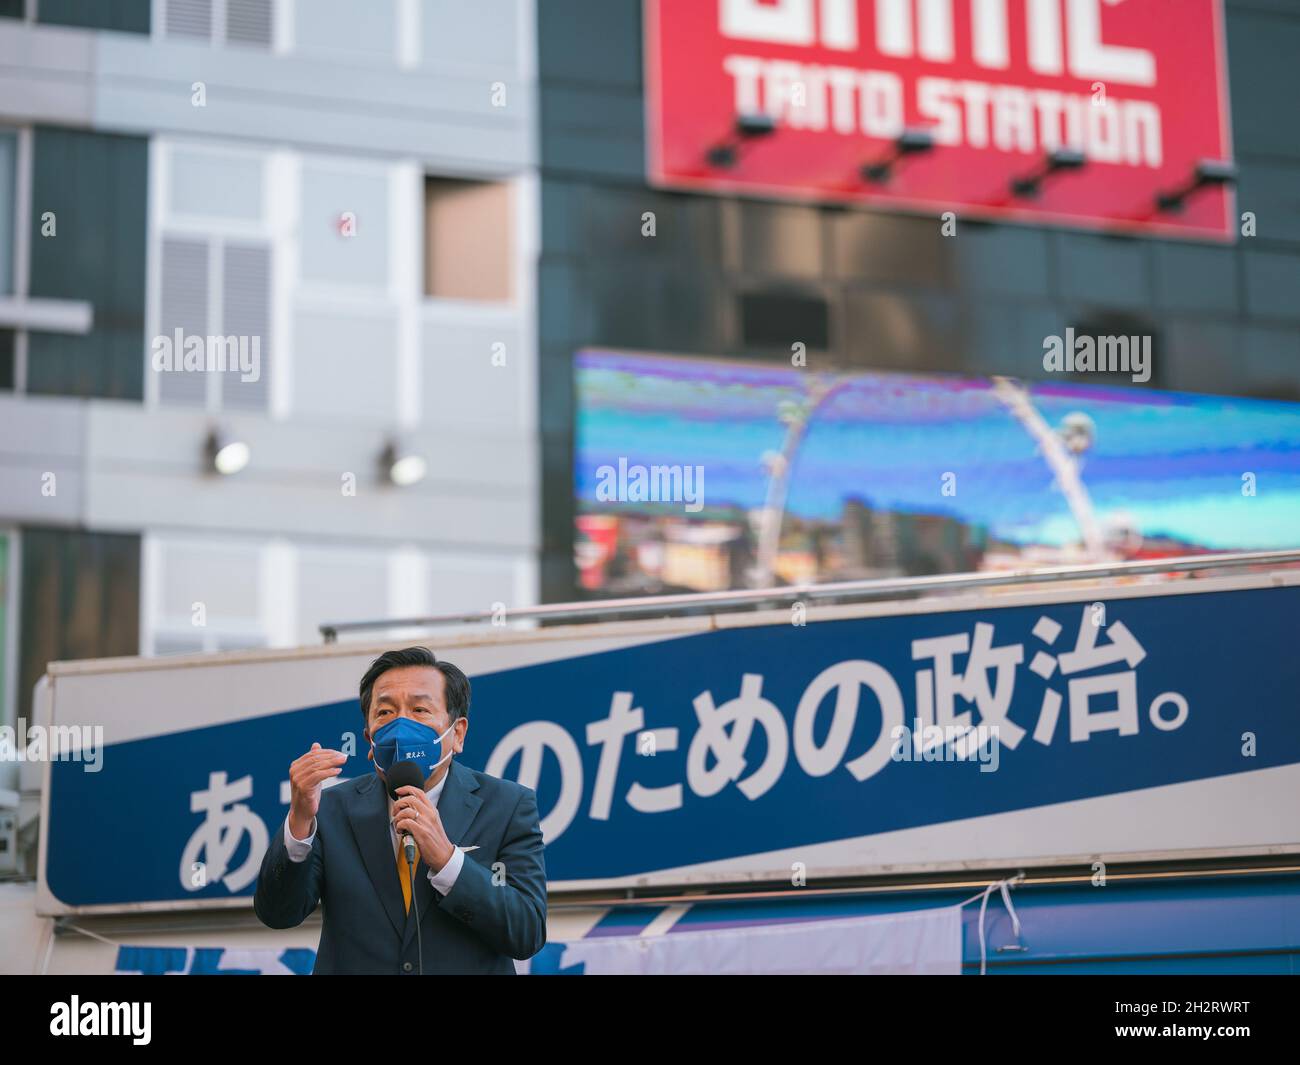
288;742;346;840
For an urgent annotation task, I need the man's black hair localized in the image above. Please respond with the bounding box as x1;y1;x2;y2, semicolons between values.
359;647;470;725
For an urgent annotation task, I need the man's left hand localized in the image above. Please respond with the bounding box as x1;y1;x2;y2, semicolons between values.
392;785;455;873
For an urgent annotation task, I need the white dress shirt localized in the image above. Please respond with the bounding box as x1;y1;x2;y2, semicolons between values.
283;769;465;895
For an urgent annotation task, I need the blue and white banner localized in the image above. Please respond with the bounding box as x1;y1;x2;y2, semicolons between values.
36;577;1300;912
114;947;316;976
108;904;962;975
524;905;963;975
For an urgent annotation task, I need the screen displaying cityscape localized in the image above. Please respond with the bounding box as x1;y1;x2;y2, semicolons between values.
574;349;1300;594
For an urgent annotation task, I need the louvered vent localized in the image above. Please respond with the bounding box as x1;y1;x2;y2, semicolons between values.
226;0;273;47
221;242;272;411
165;0;213;39
157;237;210;406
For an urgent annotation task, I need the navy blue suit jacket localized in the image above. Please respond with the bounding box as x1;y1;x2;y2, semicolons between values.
254;759;547;974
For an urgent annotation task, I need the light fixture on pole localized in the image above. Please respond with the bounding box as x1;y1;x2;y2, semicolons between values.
1010;148;1087;199
380;440;427;487
1155;159;1237;212
861;128;935;184
204;428;250;476
706;113;777;169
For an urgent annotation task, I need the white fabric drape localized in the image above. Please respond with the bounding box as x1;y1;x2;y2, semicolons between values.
549;904;963;975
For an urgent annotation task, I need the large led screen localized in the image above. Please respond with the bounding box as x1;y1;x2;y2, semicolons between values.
574;349;1300;594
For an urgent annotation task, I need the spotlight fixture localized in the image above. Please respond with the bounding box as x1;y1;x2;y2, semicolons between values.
204;428;250;476
1155;159;1238;213
380;440;427;487
706;113;777;169
860;128;935;184
1010;148;1087;198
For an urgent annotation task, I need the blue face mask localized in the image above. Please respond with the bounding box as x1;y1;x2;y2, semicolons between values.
370;716;458;780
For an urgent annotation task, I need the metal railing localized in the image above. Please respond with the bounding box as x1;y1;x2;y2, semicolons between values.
319;548;1300;642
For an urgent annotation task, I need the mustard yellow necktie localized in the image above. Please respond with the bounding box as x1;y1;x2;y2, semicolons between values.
396;844;412;914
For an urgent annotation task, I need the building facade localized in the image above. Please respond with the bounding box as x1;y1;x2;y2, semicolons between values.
2;0;1299;802
0;0;541;795
536;0;1300;601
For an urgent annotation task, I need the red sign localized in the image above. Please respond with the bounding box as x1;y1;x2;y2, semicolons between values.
646;0;1235;240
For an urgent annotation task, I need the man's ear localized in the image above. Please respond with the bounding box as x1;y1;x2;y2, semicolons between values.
363;726;372;760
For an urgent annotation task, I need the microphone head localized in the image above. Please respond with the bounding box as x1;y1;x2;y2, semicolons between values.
386;759;425;799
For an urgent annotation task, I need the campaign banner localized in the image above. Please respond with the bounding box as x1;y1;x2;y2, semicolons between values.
35;577;1300;912
527;905;963;975
646;0;1235;239
113;947;317;976
107;904;962;975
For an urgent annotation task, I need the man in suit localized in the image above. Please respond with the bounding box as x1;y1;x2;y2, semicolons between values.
254;647;547;974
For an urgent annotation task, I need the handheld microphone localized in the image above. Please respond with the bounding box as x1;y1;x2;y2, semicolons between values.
386;760;425;863
385;758;426;975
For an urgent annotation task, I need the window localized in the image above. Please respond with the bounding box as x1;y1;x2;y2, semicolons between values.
292;0;396;60
144;535;274;654
300;162;389;289
143;535;467;652
155;236;272;410
0;330;13;390
0;531;11;731
26;127;145;399
420;0;518;69
292;156;404;422
38;0;149;32
0;129;14;297
424;178;513;303
153;142;274;412
0;129;15;386
17;530;140;720
295;545;388;646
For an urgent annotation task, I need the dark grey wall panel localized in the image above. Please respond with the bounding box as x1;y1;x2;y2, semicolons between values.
1162;319;1253;394
1055;234;1154;311
538;0;641;89
1242;250;1300;321
26;126;148;400
539;0;643;181
1154;244;1241;316
575;185;723;269
843;289;960;371
1224;6;1300;161
962;300;1062;380
830;212;952;288
587;266;726;353
735;201;825;281
1235;161;1300;246
951;225;1053;300
1240;324;1300;401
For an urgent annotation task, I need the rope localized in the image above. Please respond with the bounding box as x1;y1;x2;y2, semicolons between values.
961;874;1025;975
